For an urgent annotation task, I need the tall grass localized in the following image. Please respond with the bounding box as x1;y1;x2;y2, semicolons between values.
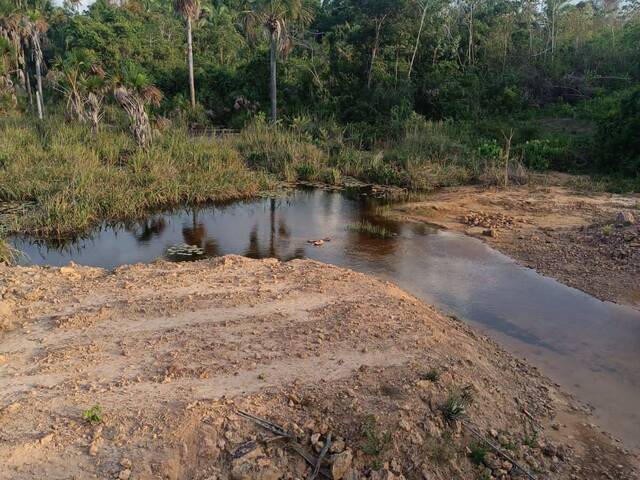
0;117;275;237
0;114;488;238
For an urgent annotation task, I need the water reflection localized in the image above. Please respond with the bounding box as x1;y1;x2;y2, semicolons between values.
10;189;640;449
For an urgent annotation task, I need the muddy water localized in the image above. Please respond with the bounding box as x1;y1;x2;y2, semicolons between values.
11;189;640;449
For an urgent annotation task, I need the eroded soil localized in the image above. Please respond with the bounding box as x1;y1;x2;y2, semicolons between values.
0;257;637;479
393;182;640;308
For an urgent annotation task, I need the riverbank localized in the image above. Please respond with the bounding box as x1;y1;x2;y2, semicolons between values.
392;178;640;309
0;256;637;479
0;114;478;244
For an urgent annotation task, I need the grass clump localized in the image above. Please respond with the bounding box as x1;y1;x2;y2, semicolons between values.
360;414;391;459
82;405;103;424
441;387;474;422
0;235;19;265
429;431;456;465
421;368;441;382
346;220;396;238
468;442;488;465
601;224;614;236
0;116;276;238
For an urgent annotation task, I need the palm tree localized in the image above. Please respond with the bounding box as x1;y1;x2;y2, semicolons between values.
241;0;313;123
174;0;200;108
114;68;163;148
23;13;48;119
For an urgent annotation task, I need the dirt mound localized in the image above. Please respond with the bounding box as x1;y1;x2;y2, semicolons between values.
0;257;637;479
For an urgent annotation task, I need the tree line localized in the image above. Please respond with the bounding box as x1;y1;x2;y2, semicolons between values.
1;0;639;151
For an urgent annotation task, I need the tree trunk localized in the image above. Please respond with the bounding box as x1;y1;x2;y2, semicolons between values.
408;2;427;80
187;16;196;108
25;68;33;107
36;90;43;121
367;16;386;89
35;56;44;118
269;33;277;124
467;2;474;66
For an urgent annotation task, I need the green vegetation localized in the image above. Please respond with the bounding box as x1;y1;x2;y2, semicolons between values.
0;0;638;239
468;442;488;465
82;404;103;424
441;387;474;422
421;368;441;383
0;116;274;237
360;414;391;459
601;224;614;236
428;431;456;465
0;235;18;264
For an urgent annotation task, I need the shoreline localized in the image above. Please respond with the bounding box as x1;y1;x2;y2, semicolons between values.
391;183;640;310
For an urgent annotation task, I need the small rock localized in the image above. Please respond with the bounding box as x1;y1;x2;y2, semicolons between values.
88;437;102;456
331;450;353;480
118;469;131;480
616;212;635;226
231;462;281;480
39;433;54;446
343;468;361;480
329;437;346;453
398;419;411;432
482;228;496;237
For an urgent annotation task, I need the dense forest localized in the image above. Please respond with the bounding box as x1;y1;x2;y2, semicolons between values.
0;0;639;245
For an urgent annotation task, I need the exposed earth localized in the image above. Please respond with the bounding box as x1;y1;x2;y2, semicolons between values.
392;178;640;309
0;256;637;479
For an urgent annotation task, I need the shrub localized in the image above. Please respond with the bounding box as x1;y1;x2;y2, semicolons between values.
521;139;555;170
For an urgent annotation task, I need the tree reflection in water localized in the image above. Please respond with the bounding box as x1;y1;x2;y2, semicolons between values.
182;208;219;257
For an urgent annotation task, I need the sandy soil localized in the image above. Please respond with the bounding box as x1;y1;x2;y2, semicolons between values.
0;256;637;479
392;182;640;308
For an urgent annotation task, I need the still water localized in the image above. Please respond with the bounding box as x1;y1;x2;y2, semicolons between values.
12;189;640;449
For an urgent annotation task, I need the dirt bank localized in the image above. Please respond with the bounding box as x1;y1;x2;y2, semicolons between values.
392;182;640;309
0;256;637;479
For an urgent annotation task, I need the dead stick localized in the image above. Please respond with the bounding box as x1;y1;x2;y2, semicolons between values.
462;419;537;480
236;410;291;438
236;410;332;479
289;441;333;479
310;432;332;480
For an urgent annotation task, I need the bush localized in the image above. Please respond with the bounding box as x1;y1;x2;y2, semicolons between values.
595;87;640;176
521;139;555;170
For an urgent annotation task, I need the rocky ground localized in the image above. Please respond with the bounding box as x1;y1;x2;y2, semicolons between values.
392;181;640;308
0;256;637;479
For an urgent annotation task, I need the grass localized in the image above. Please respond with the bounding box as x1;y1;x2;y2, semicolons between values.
468;442;488;465
523;430;539;448
0;116;276;238
1;115;484;239
82;405;103;424
429;431;456;465
421;368;441;382
8;109;634;241
441;387;474;422
346;220;396;238
0;236;19;264
360;414;391;459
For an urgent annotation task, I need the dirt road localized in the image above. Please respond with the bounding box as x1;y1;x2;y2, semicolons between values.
0;256;637;479
392;182;640;309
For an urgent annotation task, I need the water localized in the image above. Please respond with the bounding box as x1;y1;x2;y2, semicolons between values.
11;189;640;449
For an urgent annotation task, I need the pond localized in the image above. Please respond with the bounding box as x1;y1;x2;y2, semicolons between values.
11;188;640;449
